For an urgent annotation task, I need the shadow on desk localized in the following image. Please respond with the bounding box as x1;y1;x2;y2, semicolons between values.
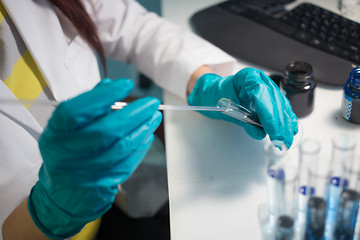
96;202;170;240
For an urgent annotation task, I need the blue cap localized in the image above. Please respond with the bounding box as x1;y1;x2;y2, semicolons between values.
348;67;360;91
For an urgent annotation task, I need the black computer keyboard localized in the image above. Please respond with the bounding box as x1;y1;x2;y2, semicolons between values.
190;1;360;86
220;0;296;15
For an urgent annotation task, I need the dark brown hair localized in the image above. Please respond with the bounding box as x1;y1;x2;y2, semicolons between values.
48;0;107;75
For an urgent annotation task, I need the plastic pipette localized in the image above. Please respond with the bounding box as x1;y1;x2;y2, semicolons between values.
113;98;262;127
1;99;224;111
112;101;226;112
217;98;262;127
1;98;262;127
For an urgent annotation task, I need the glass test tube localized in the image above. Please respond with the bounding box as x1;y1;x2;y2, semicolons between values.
306;156;330;240
334;155;360;240
274;163;298;240
325;134;356;240
265;142;289;216
354;160;360;239
296;139;322;240
263;142;289;240
298;139;322;213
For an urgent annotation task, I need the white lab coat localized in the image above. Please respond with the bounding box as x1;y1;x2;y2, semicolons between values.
0;0;236;236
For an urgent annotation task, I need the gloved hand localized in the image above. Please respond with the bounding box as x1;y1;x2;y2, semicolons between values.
28;78;162;239
188;67;298;148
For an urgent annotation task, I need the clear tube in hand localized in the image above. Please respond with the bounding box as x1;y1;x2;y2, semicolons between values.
216;98;262;127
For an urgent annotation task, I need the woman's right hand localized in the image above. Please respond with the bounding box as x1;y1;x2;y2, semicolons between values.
28;78;162;239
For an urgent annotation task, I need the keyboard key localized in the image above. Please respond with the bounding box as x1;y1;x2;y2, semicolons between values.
348;38;360;47
304;11;312;18
309;38;323;47
294;31;311;42
330;14;339;24
340;28;349;35
350;45;359;52
335;40;355;51
329;30;338;37
322;43;339;54
319;32;327;40
332;23;340;31
320;25;329;33
314;16;322;24
309;28;318;36
350;54;360;63
327;36;336;43
312;9;321;17
350;32;359;39
310;20;319;29
321;10;330;19
299;23;308;31
338;34;348;41
323;19;331;28
338;49;351;58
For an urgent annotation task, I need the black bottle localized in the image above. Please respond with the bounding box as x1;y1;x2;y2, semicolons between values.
280;61;316;118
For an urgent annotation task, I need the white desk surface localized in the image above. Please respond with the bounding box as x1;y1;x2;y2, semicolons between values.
161;1;360;239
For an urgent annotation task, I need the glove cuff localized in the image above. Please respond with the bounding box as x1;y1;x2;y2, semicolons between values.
28;182;107;239
187;73;223;107
187;73;238;120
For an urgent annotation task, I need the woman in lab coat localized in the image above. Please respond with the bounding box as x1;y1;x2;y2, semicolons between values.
0;0;298;239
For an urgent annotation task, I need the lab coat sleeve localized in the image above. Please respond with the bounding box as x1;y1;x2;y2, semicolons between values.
85;0;236;100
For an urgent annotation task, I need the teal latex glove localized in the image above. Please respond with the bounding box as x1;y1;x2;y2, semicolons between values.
188;67;298;148
28;78;162;239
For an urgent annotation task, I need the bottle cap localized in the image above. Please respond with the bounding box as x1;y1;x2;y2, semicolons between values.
348;67;360;91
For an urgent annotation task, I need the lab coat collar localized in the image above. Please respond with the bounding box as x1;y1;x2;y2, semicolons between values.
2;0;77;101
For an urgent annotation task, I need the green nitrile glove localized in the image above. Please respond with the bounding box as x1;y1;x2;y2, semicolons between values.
28;78;162;239
188;67;298;148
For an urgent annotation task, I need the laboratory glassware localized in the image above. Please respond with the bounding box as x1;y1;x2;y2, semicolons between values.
265;142;288;216
306;155;330;240
334;154;360;240
118;98;263;127
264;141;298;240
4;97;263;127
216;98;262;127
325;134;357;240
273;163;298;240
296;139;322;240
258;203;275;240
262;142;289;240
113;101;224;112
298;139;322;213
353;160;360;240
